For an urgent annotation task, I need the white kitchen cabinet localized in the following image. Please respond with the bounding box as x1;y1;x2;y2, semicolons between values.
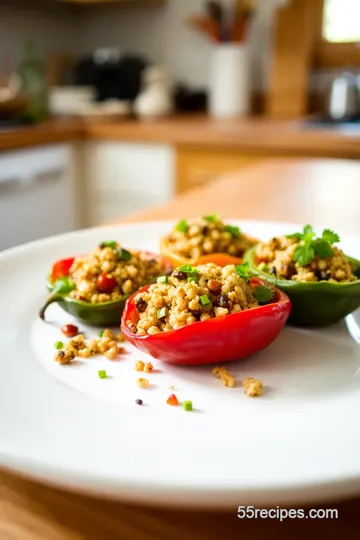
0;144;80;251
84;142;175;226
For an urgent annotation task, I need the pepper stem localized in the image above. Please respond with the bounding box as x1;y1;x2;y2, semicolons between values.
39;294;64;320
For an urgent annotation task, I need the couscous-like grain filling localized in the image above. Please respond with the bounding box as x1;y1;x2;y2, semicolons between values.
256;227;358;283
68;242;164;303
167;215;255;259
131;263;261;335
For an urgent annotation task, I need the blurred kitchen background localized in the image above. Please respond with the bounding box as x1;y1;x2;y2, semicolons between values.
1;0;360;250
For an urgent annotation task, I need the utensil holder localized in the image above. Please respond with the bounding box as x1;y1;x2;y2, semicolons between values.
209;44;250;119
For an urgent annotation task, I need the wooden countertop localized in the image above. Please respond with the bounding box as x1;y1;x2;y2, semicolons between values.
2;116;360;158
2;158;360;540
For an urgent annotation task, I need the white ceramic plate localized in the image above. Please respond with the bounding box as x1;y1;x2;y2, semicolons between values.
1;220;360;509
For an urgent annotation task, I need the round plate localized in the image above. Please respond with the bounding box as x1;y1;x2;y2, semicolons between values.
1;220;360;508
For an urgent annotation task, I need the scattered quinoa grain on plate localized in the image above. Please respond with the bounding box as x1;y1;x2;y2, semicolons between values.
166;215;255;259
212;366;236;388
243;377;263;397
67;242;165;303
255;226;358;283
129;263;263;335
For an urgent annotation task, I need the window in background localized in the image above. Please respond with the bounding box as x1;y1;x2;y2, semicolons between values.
323;0;360;43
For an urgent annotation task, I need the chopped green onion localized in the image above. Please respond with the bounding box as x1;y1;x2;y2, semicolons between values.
99;330;104;337
200;295;211;307
176;219;188;233
187;276;197;283
98;370;107;379
183;400;193;411
157;307;167;319
117;248;132;262
157;275;169;284
224;224;241;237
203;214;219;223
54;341;64;350
99;241;117;249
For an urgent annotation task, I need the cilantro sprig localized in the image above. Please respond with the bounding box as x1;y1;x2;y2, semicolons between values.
235;263;275;305
224;224;241;237
287;225;340;267
52;276;75;295
254;285;275;304
176;219;188;233
203;214;219;223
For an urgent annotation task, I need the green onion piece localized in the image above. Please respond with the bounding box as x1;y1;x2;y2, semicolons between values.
187;276;197;283
157;307;167;319
117;248;132;261
99;241;117;249
157;275;169;284
183;400;193;411
224;225;241;237
200;295;211;307
98;370;107;379
176;219;188;233
54;341;64;350
203;214;219;223
98;330;104;337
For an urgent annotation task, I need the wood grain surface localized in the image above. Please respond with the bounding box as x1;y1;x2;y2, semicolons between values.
2;116;360;158
1;158;360;539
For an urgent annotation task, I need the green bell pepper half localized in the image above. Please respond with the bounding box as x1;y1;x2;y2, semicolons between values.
39;252;172;327
243;245;360;327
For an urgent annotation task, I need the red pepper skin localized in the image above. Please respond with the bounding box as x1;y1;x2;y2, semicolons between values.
51;257;75;281
121;278;291;366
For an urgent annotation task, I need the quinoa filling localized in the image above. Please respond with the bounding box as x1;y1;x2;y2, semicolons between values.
129;263;263;336
67;242;164;303
256;230;358;283
166;215;255;259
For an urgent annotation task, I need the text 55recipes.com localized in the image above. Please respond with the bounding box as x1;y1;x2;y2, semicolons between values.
237;506;338;521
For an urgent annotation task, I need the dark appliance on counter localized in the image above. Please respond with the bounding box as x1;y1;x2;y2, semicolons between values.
75;49;149;103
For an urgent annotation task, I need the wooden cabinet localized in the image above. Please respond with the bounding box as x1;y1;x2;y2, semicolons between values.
176;147;271;193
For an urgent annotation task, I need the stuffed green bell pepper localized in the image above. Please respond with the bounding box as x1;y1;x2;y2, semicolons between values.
243;225;360;327
39;241;172;327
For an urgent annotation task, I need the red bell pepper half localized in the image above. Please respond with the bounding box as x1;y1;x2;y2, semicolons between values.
121;278;292;366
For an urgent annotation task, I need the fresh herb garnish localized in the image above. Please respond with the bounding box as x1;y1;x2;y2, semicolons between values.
53;276;75;295
203;214;219;223
157;307;167;319
235;262;252;280
178;264;198;283
157;275;169;284
322;229;340;244
287;225;341;266
117;248;132;262
176;219;188;233
254;285;275;304
224;224;241;237
199;294;211;307
99;241;117;249
99;330;104;337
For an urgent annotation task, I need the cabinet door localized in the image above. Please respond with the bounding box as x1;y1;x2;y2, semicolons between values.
176;147;271;193
84;142;175;226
